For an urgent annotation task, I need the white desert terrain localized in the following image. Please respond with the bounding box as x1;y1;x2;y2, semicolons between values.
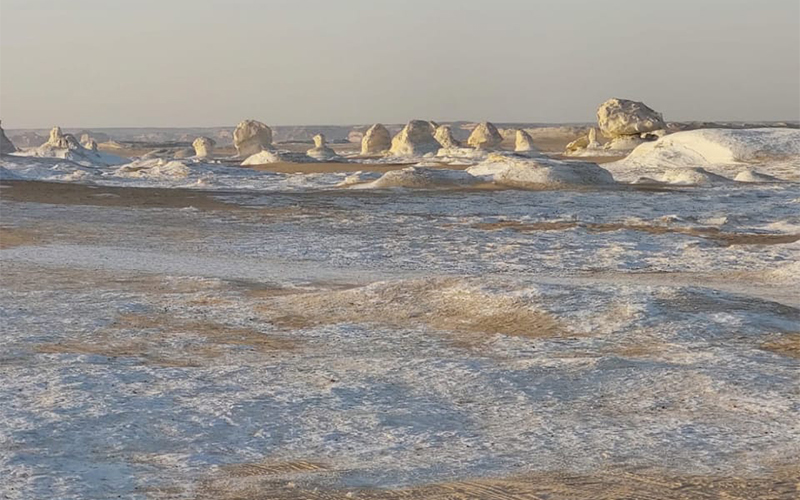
1;106;799;500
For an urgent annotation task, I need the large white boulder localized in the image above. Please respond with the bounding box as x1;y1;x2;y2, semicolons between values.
45;126;82;149
467;122;503;150
434;125;461;149
306;133;338;161
0;121;17;155
233;120;273;157
514;129;538;152
361;123;391;155
389;120;441;156
597;98;666;138
192;136;216;158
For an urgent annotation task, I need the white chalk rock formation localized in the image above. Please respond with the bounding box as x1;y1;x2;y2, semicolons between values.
661;167;733;185
306;133;338;161
597;98;666;138
467;154;616;189
389;120;441;156
0;121;17;155
734;169;781;183
192;136;216;158
587;128;600;148
361;123;392;155
353;166;479;189
83;138;98;152
467;122;503;150
514;129;538;152
46;126;82;149
434;125;461;149
233;120;273;157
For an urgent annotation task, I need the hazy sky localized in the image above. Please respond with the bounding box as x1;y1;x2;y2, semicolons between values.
1;0;798;128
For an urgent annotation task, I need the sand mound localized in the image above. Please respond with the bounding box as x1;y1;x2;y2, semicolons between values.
353;166;479;189
660;167;733;185
467;155;616;189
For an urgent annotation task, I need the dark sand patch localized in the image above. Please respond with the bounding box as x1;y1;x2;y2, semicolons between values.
35;313;298;367
761;333;800;359
0;226;49;249
254;278;570;343
187;466;800;500
0;179;236;210
473;220;800;246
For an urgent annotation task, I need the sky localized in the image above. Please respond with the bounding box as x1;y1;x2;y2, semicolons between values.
1;0;798;128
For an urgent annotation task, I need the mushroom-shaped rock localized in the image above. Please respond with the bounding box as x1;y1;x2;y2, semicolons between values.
0;121;17;155
514;129;538;152
192;136;216;158
597;98;666;138
434;125;461;149
467;122;503;150
306;133;338;161
389;120;441;156
233;120;273;157
361;123;392;155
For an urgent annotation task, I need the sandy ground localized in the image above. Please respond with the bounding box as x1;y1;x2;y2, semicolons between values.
2;178;799;499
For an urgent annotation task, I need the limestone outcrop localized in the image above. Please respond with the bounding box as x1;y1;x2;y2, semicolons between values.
192;136;216;158
306;133;338;161
84;138;98;152
434;125;460;149
361;124;391;155
0;121;17;155
514;129;537;152
45;127;82;150
389;120;441;156
233;120;273;157
467;122;503;150
597;98;666;138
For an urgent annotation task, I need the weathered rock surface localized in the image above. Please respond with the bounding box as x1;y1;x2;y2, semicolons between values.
46;126;82;150
0;121;17;155
389;120;440;156
514;129;538;152
361;124;391;155
84;139;98;152
467;122;503;150
597;98;666;137
434;125;461;149
192;136;216;158
306;133;338;161
233;120;273;157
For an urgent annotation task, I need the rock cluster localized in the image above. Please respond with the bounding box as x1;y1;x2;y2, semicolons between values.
46;127;82;150
306;133;338;161
233;120;273;157
192;136;216;158
389;120;440;156
361;124;391;155
467;122;502;150
0;121;17;155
